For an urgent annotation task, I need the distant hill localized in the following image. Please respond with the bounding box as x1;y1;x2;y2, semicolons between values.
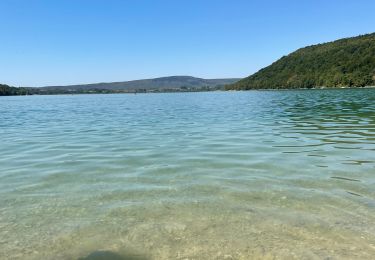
227;33;375;90
43;76;240;93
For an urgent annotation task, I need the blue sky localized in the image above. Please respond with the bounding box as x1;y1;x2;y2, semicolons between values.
1;0;375;87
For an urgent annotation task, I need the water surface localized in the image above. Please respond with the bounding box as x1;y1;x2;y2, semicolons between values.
1;89;375;259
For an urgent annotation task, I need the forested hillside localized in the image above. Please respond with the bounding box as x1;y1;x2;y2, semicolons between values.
227;33;375;90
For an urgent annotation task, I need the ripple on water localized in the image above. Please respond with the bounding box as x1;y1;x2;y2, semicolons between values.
0;90;375;259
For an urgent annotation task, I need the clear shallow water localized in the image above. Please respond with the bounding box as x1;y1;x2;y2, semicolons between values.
0;89;375;259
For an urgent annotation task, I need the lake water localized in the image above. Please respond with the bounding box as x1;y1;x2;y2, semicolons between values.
1;89;375;259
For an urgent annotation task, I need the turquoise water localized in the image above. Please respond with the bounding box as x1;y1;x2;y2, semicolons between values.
1;89;375;259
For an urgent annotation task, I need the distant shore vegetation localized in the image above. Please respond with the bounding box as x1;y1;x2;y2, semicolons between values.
0;84;35;96
0;83;225;96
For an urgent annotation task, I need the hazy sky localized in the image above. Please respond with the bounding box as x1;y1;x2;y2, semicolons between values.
1;0;375;87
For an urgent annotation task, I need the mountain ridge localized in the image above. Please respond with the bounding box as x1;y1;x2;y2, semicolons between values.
43;76;240;92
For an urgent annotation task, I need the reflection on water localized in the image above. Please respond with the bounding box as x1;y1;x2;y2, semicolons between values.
0;89;375;259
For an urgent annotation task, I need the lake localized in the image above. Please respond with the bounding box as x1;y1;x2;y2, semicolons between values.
1;89;375;259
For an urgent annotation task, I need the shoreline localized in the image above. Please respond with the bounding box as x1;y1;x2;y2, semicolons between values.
1;85;375;97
